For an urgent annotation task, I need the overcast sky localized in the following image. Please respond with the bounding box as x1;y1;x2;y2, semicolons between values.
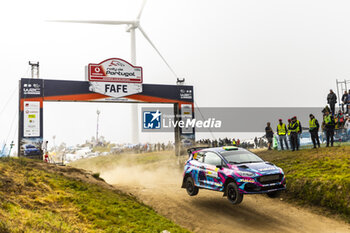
0;0;349;148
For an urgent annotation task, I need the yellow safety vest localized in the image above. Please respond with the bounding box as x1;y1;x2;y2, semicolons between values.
296;120;300;132
277;123;286;135
324;115;333;125
290;122;299;133
287;123;291;135
309;118;317;130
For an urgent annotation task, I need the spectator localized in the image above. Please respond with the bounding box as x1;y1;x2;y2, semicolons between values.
323;110;335;147
309;114;320;148
288;117;299;151
345;115;350;135
254;137;258;148
287;119;292;149
347;90;350;114
327;89;337;116
341;91;348;113
41;141;48;158
276;119;288;150
295;116;302;149
265;122;274;150
335;110;345;129
232;138;236;146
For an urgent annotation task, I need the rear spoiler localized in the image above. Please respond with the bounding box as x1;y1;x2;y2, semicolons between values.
187;147;209;156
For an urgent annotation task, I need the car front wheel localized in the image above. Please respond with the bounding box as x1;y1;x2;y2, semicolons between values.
227;182;243;204
185;176;199;196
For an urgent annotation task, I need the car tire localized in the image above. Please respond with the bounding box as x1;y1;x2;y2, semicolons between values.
185;176;199;196
266;191;281;198
226;182;243;204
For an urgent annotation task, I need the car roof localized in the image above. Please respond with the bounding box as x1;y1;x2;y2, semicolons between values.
198;146;247;154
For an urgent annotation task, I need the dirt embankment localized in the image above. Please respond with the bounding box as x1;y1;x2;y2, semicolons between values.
71;153;350;233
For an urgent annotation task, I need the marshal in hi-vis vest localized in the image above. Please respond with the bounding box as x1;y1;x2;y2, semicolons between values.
309;118;317;130
277;123;286;135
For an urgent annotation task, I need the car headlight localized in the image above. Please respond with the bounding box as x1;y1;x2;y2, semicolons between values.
237;171;255;177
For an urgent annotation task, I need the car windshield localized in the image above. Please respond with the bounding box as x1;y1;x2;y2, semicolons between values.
26;145;35;148
220;150;264;164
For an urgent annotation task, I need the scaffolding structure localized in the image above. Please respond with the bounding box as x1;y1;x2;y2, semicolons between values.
336;79;350;111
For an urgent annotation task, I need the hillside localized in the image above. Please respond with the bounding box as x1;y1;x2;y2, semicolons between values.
70;150;350;232
0;157;189;233
71;147;350;222
256;146;350;221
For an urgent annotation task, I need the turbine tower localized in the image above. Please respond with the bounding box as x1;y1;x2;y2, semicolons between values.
49;0;178;144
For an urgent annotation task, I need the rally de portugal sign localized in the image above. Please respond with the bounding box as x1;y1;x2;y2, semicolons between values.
88;58;143;99
88;58;143;83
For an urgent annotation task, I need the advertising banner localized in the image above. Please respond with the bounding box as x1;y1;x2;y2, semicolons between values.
88;58;143;83
19;79;44;159
23;101;40;137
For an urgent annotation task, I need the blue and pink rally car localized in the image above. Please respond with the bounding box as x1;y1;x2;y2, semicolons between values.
181;146;286;204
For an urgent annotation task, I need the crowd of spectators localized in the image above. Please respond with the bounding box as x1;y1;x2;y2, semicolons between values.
341;90;350;114
196;137;268;149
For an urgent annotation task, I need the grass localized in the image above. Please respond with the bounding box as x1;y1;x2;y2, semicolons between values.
0;157;190;233
256;146;350;221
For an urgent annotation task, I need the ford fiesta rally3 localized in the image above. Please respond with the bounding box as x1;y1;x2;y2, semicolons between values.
181;146;286;204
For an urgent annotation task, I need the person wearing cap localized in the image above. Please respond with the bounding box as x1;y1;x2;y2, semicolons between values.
265;122;274;150
288;117;299;151
323;110;335;147
309;114;320;148
277;119;288;150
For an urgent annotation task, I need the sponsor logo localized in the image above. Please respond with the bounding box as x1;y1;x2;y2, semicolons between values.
143;110;162;129
23;83;41;95
258;167;276;171
179;89;192;100
239;179;255;183
88;58;142;83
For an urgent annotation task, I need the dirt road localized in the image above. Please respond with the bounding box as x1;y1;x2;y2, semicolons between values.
92;159;350;233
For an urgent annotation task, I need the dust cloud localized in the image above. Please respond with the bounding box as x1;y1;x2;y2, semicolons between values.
101;163;183;187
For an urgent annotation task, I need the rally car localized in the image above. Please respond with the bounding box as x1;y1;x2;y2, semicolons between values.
23;144;40;156
181;146;286;204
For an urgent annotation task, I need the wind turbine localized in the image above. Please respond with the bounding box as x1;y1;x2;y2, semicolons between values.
48;0;179;144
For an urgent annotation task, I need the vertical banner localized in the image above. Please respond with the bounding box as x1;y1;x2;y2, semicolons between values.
18;79;44;159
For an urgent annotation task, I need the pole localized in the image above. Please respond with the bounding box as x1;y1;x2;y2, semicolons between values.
336;79;340;110
8;141;14;157
130;27;139;144
96;109;100;145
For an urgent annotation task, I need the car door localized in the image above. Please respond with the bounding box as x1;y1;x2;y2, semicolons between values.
202;151;224;190
190;151;206;187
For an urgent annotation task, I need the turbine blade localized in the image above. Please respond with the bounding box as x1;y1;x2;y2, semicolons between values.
137;0;148;20
47;20;134;25
138;25;178;79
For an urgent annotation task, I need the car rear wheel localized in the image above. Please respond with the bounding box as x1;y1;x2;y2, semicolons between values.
227;182;243;204
185;176;199;196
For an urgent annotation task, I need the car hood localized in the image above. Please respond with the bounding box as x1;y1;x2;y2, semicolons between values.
232;162;282;175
